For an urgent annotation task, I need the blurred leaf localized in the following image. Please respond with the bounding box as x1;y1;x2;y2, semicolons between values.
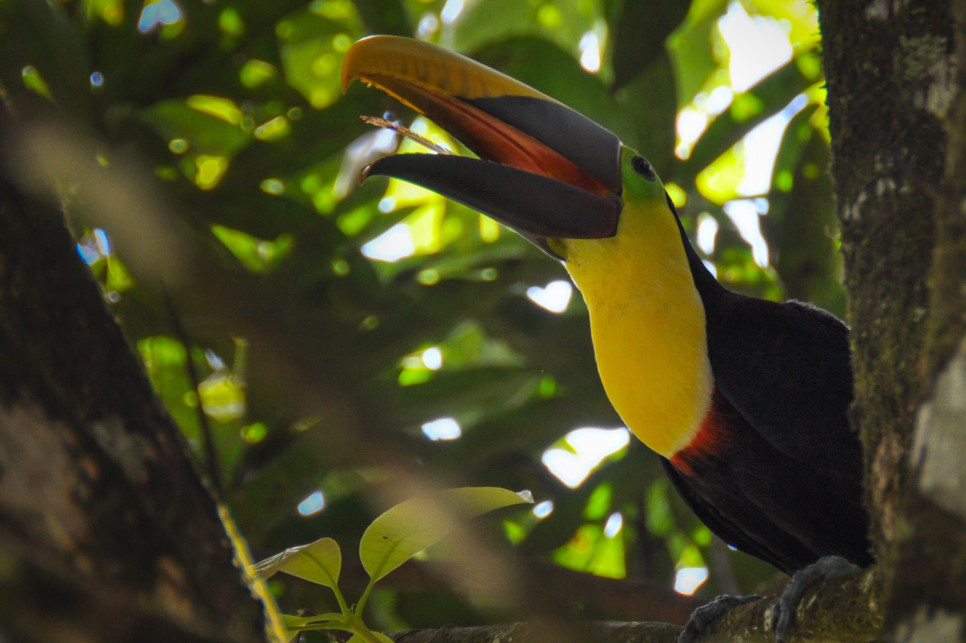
0;0;91;111
666;0;730;105
276;3;363;110
253;536;342;588
360;487;532;582
745;0;820;48
448;0;595;55
615;51;679;173
610;0;691;90
353;0;411;35
763;105;845;313
140;98;251;157
211;226;295;272
553;522;626;578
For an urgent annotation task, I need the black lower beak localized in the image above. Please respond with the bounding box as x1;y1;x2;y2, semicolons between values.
363;154;620;241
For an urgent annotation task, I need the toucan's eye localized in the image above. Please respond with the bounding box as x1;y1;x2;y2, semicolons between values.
632;155;656;181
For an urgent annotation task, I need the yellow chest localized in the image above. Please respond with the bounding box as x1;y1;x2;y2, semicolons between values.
561;215;714;457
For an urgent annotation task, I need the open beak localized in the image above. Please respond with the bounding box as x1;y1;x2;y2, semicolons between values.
341;35;623;257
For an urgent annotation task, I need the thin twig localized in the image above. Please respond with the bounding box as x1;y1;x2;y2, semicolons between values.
360;115;454;155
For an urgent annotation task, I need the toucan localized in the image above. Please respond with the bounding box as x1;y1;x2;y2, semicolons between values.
341;36;872;582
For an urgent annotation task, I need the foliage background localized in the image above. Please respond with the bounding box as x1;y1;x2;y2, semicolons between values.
0;0;843;634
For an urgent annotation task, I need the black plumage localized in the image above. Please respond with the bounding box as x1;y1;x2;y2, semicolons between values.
663;203;871;574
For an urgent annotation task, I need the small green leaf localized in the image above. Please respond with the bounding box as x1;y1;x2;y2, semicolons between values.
252;537;341;588
360;487;532;582
280;612;344;628
280;613;347;642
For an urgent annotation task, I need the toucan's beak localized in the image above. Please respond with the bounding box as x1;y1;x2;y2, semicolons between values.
341;35;623;256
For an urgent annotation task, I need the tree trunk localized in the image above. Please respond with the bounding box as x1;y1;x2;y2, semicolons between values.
0;166;265;640
817;0;966;636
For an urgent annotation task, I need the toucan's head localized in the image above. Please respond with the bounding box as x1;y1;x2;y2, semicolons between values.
340;35;672;263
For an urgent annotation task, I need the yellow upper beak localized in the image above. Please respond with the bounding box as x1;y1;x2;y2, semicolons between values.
341;35;554;105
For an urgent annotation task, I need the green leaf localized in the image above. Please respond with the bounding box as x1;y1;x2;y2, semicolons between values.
666;0;730;105
762;105;845;313
610;0;691;90
280;613;348;642
449;0;591;55
276;2;365;109
252;537;341;588
615;51;679;172
281;612;345;629
360;487;533;583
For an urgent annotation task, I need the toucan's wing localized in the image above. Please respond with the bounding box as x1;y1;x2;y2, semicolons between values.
661;380;872;573
704;292;859;473
665;291;872;572
660;454;814;573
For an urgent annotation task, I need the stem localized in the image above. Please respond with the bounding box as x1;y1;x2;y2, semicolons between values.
327;576;352;617
354;577;378;619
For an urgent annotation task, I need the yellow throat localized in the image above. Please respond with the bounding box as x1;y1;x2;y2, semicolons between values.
556;195;714;457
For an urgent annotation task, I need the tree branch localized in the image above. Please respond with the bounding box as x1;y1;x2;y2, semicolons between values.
374;565;882;643
336;557;704;624
0;135;266;641
387;621;681;643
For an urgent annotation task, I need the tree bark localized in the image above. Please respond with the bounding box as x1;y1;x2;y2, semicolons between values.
382;566;882;642
817;0;966;637
0;157;265;640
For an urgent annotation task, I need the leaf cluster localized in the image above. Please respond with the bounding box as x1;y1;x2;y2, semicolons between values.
254;487;531;641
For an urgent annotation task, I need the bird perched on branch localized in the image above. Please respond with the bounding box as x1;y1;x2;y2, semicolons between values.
342;35;872;640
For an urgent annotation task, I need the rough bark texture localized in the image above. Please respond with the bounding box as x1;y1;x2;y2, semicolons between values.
387;621;682;643
817;0;966;638
0;171;264;640
383;566;883;643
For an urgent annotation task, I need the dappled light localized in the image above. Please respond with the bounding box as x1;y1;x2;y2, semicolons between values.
526;280;573;313
441;0;465;25
533;500;554;519
603;512;624;538
542;427;631;488
719;1;792;92
674;566;709;596
362;222;415;262
297;490;326;517
724;199;770;266
421;417;462;441
137;0;181;33
578;30;602;73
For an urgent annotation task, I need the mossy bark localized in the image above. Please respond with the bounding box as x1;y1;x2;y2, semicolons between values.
818;0;966;637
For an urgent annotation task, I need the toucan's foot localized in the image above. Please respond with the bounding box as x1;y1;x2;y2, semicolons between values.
773;555;859;642
677;594;761;643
